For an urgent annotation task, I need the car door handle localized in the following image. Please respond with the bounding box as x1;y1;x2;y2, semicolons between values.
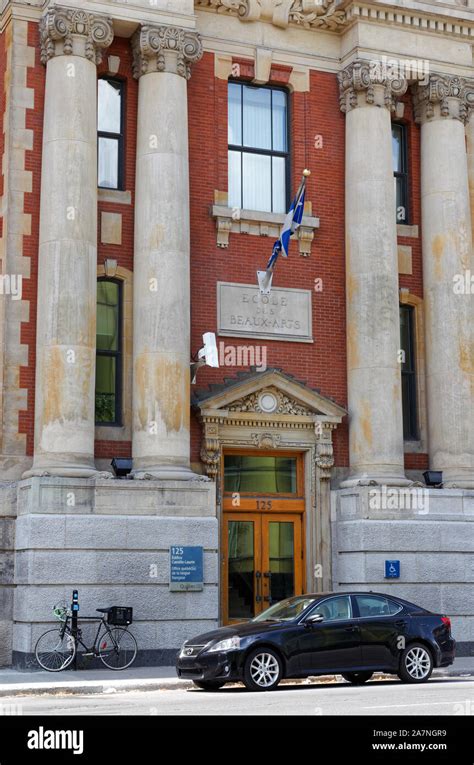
395;620;407;629
344;626;358;632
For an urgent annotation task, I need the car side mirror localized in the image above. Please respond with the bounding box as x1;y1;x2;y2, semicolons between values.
304;613;324;627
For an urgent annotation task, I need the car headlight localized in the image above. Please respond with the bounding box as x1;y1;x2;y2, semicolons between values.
206;636;241;653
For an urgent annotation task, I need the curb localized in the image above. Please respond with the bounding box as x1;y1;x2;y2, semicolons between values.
0;678;191;698
0;669;471;698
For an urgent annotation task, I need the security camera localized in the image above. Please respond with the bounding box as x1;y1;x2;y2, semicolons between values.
191;332;219;383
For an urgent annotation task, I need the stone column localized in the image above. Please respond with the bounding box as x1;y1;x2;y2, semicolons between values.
413;75;474;488
131;26;202;479
24;6;113;478
338;62;410;486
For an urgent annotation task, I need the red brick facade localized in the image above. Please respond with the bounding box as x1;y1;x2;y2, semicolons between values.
19;22;44;456
7;30;428;471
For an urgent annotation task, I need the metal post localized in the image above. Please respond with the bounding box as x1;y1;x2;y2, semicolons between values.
71;589;79;671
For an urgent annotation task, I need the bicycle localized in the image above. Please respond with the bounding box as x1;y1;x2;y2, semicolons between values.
35;604;138;672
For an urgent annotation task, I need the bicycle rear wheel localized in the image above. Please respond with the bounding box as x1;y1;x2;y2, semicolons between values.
98;628;137;670
35;628;76;672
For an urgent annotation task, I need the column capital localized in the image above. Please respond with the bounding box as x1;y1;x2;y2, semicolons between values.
40;4;113;65
338;60;408;114
131;24;203;80
412;73;474;125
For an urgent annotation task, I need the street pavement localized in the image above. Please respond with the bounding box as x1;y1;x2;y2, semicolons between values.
0;658;472;698
0;677;473;716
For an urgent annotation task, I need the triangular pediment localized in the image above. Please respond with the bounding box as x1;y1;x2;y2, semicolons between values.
194;368;346;421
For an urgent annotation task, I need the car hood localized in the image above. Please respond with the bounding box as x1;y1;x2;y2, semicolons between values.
184;620;290;646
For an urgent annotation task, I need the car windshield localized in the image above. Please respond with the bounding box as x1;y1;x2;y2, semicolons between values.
251;596;318;623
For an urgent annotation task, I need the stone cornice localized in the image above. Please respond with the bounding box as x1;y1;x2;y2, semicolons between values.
195;0;474;40
131;24;203;80
338;60;408;113
39;5;114;64
412;73;474;124
195;0;346;30
344;1;474;40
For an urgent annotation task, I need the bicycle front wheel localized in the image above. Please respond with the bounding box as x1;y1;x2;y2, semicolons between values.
35;628;76;672
98;628;137;670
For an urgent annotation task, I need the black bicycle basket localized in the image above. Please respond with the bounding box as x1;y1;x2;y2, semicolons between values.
107;606;133;626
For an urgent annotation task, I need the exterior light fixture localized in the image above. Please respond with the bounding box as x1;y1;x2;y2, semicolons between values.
111;458;133;478
423;470;443;487
191;332;219;384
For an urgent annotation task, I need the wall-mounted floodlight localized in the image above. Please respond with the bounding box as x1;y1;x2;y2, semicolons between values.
423;470;443;487
111;457;133;478
191;332;219;384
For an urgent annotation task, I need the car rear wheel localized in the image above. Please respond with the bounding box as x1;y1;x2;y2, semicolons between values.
341;672;373;685
192;680;226;691
243;648;282;692
398;643;433;683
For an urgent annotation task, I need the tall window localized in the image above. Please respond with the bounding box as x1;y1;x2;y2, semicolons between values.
95;279;122;425
228;82;289;213
392;123;409;224
400;304;418;440
98;78;124;189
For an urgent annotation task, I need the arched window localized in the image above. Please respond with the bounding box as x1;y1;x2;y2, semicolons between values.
95;278;122;425
98;77;125;190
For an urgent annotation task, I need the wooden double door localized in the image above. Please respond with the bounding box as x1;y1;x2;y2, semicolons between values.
221;451;305;624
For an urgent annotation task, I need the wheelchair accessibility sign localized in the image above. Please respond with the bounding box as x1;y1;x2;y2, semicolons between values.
385;560;400;578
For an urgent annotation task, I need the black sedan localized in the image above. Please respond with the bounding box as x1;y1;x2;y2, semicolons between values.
176;591;455;691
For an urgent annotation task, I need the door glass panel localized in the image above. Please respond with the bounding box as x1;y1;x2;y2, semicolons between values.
268;522;294;604
228;521;255;620
224;455;297;494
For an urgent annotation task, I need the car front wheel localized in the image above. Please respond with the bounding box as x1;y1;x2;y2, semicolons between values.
398;643;433;683
341;672;373;685
243;648;282;691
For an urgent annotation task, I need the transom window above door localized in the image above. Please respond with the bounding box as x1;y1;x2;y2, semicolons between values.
224;454;297;494
228;82;289;214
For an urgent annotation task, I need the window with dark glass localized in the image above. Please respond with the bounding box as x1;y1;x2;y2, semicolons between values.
400;304;418;440
95;279;122;425
224;454;297;494
98;78;124;189
392;123;409;224
228;82;289;214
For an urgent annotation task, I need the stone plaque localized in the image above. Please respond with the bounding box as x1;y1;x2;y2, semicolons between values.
217;282;313;343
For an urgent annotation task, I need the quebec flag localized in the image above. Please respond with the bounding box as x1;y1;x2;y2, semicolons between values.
258;172;308;294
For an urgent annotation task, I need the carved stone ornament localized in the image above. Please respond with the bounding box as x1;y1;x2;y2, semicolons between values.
40;5;114;65
200;421;220;480
338;60;408;114
315;426;335;480
132;25;203;80
251;432;282;448
195;0;346;30
412;74;474;125
227;387;312;416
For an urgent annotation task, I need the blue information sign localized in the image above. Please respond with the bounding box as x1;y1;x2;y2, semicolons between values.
169;546;204;592
385;560;400;578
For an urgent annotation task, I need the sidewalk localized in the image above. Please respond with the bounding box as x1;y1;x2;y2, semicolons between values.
0;659;472;698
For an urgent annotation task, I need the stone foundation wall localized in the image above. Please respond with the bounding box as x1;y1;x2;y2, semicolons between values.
332;487;474;655
8;476;218;669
